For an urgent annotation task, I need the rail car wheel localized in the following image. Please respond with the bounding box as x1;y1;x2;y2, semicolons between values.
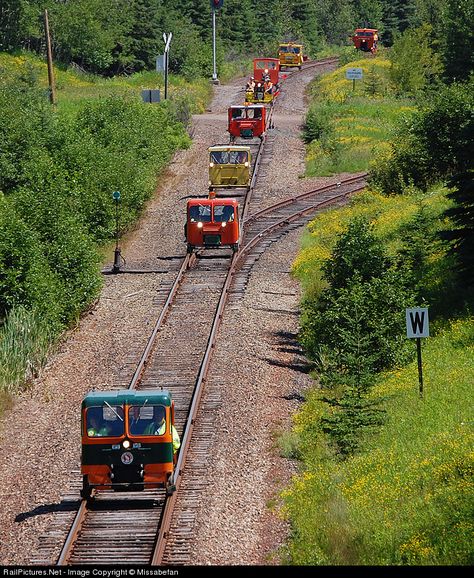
186;244;194;254
81;475;92;500
231;243;239;253
165;473;176;496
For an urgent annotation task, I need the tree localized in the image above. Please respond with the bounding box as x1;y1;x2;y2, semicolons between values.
442;0;474;82
314;0;356;45
380;0;417;45
0;0;23;51
389;24;443;95
301;218;415;372
128;0;163;72
352;0;384;31
321;217;389;289
442;171;474;285
49;0;134;74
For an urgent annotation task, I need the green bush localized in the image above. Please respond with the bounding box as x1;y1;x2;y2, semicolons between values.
303;104;334;144
301;219;416;374
0;193;63;325
0;83;56;192
59;95;190;242
370;79;474;194
388;25;443;96
0;74;191;393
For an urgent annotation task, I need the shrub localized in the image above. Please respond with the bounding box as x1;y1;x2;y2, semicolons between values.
303;105;334;144
388;25;443;95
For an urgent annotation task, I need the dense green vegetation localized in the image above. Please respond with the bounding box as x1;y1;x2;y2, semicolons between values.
282;311;474;564
303;54;415;176
285;1;473;566
2;0;468;78
0;53;195;394
284;187;473;563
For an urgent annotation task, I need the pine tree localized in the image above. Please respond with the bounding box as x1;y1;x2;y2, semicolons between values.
128;0;163;71
443;171;474;285
381;0;417;45
443;0;474;82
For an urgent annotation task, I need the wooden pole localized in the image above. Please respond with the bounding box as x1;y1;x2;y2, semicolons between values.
44;9;56;105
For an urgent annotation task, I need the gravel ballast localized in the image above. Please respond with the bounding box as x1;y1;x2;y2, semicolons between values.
0;64;338;565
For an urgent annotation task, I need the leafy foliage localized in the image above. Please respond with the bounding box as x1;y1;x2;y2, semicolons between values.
286;183;473;564
302;105;334;144
4;0;466;77
442;170;474;285
0;70;190;392
380;0;417;45
370;79;474;194
300;218;416;456
388;24;443;95
442;0;474;82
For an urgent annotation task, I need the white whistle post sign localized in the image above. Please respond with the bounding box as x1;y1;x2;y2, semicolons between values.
406;307;429;338
406;307;429;398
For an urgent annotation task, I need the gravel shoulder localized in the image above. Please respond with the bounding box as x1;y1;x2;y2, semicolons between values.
0;65;336;566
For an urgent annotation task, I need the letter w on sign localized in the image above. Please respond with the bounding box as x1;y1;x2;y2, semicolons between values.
406;307;429;338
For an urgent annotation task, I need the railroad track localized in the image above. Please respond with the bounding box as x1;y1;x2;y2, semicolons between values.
35;74;272;570
32;56;359;566
156;173;367;564
281;55;339;78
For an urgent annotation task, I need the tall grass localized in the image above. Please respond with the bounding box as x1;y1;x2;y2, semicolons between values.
303;55;415;177
0;307;52;394
281;317;474;565
282;181;473;565
0;52;212;120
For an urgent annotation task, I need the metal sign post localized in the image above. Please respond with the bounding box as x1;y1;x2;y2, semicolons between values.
210;0;223;84
406;307;430;397
112;191;122;273
163;32;172;99
345;67;363;92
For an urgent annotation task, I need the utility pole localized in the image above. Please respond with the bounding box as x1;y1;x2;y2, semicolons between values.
163;32;172;99
43;9;56;105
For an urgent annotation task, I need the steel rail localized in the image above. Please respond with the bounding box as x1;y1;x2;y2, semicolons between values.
56;500;88;565
55;111;268;568
52;52;344;567
238;182;367;265
150;55;345;563
149;98;279;566
244;173;368;225
151;251;238;564
55;253;196;565
127;253;194;391
302;56;339;69
152;179;367;564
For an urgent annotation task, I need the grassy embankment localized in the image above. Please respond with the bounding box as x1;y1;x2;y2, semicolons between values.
0;51;212;117
304;51;414;176
279;54;474;565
